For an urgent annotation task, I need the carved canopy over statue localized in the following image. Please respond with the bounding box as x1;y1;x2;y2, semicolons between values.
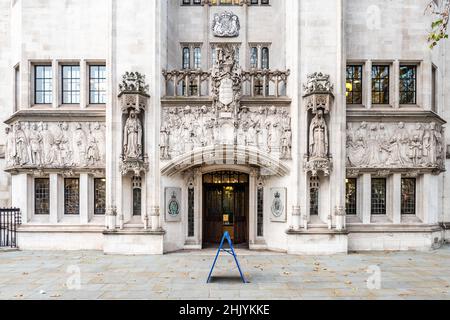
303;72;334;176
119;71;149;176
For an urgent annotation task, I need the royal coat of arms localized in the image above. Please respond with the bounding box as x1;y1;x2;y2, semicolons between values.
212;11;240;37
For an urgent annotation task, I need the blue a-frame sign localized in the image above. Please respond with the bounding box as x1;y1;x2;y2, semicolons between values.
206;232;247;284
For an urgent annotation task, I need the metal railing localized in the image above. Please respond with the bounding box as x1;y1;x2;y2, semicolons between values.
0;208;21;248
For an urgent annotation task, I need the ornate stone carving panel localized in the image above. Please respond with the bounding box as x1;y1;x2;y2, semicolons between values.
160;104;292;161
347;121;446;172
5;121;106;170
212;11;240;38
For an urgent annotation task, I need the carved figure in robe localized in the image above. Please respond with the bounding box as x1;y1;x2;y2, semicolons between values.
160;125;170;160
389;122;410;166
377;124;391;164
29;123;43;166
5;126;14;167
408;123;424;166
73;123;87;166
309;110;328;159
366;124;381;166
347;122;369;167
13;122;29;166
280;128;292;159
59;122;73;166
265;106;281;154
92;122;105;163
123;110;143;159
255;107;267;151
85;132;100;166
427;122;441;165
205;119;216;146
246;121;257;147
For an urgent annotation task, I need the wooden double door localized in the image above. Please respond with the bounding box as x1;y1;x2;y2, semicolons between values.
203;174;249;245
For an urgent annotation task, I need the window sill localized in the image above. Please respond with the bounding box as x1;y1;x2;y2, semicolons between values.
371;215;392;224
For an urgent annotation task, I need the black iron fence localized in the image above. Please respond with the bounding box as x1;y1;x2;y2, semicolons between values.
0;208;21;248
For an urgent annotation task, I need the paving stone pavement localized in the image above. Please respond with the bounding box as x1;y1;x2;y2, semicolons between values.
1;246;450;300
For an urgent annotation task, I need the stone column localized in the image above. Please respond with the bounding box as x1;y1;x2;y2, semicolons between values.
49;173;63;224
391;173;402;224
285;0;302;230
248;169;258;245
11;173;32;224
105;0;119;231
149;0;162;231
361;173;371;224
80;59;88;108
79;173;90;224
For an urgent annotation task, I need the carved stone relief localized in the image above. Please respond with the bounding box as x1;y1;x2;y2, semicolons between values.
212;11;240;38
346;121;445;171
160;105;291;161
5;121;106;169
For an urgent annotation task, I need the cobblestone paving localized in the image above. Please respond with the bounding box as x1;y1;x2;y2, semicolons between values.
1;246;450;300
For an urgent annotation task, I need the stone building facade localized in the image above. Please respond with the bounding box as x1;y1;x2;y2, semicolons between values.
0;0;449;254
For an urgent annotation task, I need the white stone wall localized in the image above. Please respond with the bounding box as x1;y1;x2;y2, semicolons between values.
0;1;11;207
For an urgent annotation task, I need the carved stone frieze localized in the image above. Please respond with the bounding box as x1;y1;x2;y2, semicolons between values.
212;11;240;38
160;104;292;161
347;121;446;172
4;121;106;171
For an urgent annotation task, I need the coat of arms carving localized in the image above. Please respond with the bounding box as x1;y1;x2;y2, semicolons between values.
212;11;240;37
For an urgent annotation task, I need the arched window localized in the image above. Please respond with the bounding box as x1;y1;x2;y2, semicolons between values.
132;177;142;216
261;47;270;69
310;176;320;216
182;47;190;69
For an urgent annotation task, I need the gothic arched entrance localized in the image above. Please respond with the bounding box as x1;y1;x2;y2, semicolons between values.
202;171;249;246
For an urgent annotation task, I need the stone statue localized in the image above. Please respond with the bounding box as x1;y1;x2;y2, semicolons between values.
160;125;170;160
85;132;100;166
309;110;328;159
123;110;143;159
280;128;292;160
13;122;29;166
5;126;14;167
73;123;87;166
29;123;43;166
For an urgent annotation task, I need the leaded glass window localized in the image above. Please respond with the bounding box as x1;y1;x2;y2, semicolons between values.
257;187;264;237
399;65;417;104
89;65;106;104
94;178;106;215
62;65;80;104
401;178;416;215
188;187;195;237
132;177;142;216
261;47;269;69
250;47;258;69
182;47;190;69
35;178;50;215
372;65;390;104
194;47;201;69
35;65;53;104
346;65;363;104
371;178;386;215
64;178;80;215
310;177;319;216
345;178;357;215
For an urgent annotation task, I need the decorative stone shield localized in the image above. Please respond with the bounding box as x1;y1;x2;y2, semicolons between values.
219;78;233;106
212;11;240;38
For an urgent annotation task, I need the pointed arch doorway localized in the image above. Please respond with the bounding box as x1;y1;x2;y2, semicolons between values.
202;171;249;246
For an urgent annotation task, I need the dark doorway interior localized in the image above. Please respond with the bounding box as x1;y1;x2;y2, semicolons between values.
203;171;249;246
